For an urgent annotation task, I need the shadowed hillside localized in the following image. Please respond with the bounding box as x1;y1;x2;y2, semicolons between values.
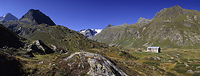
0;24;24;48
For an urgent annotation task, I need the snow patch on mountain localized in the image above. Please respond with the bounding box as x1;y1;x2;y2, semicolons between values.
79;29;102;39
80;30;86;33
3;15;6;17
92;29;102;35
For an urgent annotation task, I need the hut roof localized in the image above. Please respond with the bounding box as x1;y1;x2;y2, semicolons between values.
147;47;160;49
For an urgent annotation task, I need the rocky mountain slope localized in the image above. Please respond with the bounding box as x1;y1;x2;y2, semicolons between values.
0;9;132;75
94;5;200;49
0;13;18;21
0;24;24;48
26;25;106;51
0;10;129;76
79;29;102;39
0;9;55;36
20;9;55;26
0;23;56;56
0;24;57;75
0;9;107;51
0;23;181;76
0;23;131;76
136;17;151;23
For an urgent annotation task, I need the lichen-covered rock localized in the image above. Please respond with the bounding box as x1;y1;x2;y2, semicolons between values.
49;45;67;54
58;52;128;76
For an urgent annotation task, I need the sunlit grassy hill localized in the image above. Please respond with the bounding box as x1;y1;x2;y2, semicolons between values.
94;5;200;49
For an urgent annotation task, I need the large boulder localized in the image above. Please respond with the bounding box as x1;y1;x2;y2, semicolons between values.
27;40;54;55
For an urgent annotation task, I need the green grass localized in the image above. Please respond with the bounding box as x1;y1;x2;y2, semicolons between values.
130;48;200;75
29;31;51;41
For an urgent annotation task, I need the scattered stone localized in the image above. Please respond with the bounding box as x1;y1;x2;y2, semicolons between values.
136;17;151;23
184;63;189;67
196;66;200;69
187;69;193;73
194;15;197;20
38;61;43;64
157;57;161;60
50;44;57;51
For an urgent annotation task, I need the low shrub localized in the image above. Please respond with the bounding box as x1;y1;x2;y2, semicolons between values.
191;72;200;76
143;61;160;66
166;72;176;76
188;63;200;67
171;67;187;74
174;64;186;68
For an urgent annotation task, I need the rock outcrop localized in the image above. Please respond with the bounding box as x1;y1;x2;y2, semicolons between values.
60;52;127;76
136;17;151;23
27;40;54;55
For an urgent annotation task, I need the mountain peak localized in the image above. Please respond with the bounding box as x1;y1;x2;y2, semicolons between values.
5;13;12;16
170;5;183;11
0;13;18;21
136;17;151;23
172;5;182;9
153;5;183;19
105;24;114;28
20;9;56;26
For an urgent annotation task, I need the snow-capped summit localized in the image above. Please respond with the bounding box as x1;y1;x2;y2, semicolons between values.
79;29;102;39
92;29;102;35
0;13;18;21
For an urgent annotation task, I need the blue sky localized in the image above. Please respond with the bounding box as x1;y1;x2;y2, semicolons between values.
0;0;200;31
